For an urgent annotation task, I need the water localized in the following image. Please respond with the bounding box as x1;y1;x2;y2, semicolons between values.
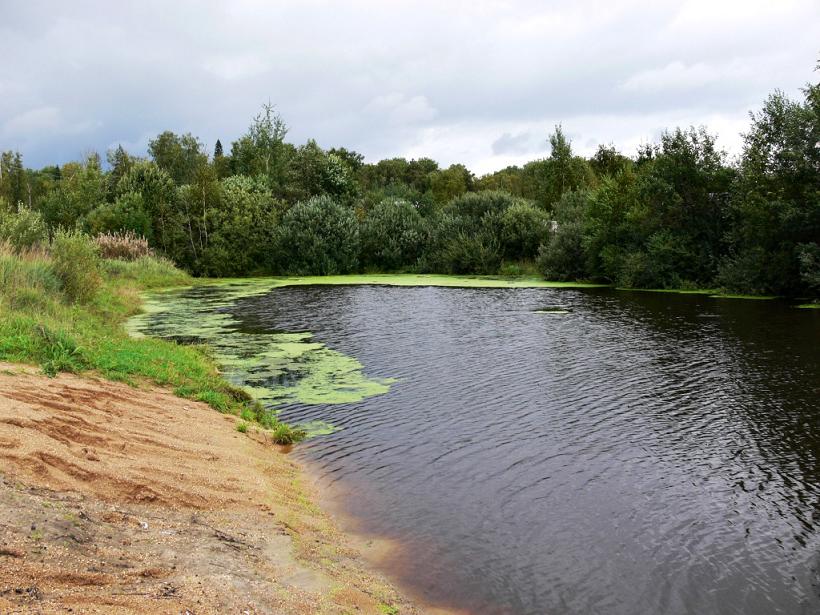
145;283;820;614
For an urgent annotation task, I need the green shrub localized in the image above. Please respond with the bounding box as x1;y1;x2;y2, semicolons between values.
273;195;359;274
360;198;426;270
537;191;592;282
84;191;153;239
441;230;502;274
499;201;550;260
236;421;248;433
445;190;518;221
0;206;48;251
50;230;101;303
537;220;586;281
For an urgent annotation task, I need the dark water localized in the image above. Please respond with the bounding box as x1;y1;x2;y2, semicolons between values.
226;286;820;613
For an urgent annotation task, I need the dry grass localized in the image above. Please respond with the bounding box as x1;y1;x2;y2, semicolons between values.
94;231;152;260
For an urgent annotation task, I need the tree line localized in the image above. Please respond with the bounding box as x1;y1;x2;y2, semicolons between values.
1;76;818;297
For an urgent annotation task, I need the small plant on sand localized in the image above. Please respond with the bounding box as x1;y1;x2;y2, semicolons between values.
270;422;307;445
235;421;248;433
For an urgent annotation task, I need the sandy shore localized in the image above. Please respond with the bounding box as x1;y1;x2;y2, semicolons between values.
0;362;424;614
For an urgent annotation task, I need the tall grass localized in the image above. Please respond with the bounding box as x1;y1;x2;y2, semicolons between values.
94;231;152;260
0;241;305;443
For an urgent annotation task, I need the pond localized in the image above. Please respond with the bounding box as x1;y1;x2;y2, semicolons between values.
130;279;820;615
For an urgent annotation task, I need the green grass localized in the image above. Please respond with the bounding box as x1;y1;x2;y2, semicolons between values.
0;245;305;444
797;302;820;309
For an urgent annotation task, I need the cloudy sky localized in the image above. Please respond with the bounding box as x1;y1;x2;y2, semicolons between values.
1;0;818;174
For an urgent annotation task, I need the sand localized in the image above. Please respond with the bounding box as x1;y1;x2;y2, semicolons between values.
0;362;421;614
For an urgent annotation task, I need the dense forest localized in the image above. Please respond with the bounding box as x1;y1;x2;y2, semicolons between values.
1;76;818;297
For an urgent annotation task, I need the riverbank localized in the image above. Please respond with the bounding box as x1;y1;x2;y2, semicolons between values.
0;361;421;614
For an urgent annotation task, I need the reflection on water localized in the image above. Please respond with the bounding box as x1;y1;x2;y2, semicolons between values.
146;283;820;614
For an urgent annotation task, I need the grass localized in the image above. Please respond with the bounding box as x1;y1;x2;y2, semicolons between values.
0;244;305;444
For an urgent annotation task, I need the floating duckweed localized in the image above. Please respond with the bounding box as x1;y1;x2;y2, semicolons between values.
298;420;342;437
127;279;395;416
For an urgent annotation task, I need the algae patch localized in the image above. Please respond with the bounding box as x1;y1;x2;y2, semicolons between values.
127;280;394;436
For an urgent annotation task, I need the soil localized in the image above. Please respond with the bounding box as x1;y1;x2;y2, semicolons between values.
0;362;423;614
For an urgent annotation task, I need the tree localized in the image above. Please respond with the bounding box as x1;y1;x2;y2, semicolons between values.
39;154;106;230
230;103;291;191
360;198;426;270
116;161;178;253
286;140;357;204
539;126;595;209
199;175;281;276
106;145;134;200
718;83;820;295
272;196;359;274
148;131;208;185
0;151;29;207
213;139;231;179
499;200;550;261
590;144;632;178
430;164;473;204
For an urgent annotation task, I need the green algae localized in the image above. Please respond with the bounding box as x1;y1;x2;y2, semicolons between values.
127;279;395;438
708;294;777;300
615;287;781;301
201;273;607;291
299;420;342;437
797;303;820;309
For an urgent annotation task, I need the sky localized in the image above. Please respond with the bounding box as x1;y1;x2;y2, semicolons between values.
1;0;818;174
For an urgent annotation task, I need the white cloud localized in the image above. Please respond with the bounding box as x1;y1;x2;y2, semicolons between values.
203;54;269;81
364;93;438;125
0;0;818;170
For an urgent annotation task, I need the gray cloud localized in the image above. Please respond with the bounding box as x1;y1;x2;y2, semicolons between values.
492;131;541;156
1;0;818;174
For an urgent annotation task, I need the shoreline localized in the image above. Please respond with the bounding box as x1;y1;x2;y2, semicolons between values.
0;362;426;614
296;457;472;615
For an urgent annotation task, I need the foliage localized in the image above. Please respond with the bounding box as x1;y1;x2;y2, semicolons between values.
84;191;153;239
273;196;359;275
537;191;590;281
199;175;281;276
0;205;48;251
50;229;101;303
499;200;550;260
359;198;426;270
2;75;818;298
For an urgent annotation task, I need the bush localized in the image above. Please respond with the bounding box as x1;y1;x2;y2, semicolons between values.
50;230;101;303
360;198;426;270
94;231;152;260
499;201;550;260
83;191;153;239
445;190;518;224
272;195;359;275
441;230;502;274
0;206;48;251
537;191;592;281
537;220;586;281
